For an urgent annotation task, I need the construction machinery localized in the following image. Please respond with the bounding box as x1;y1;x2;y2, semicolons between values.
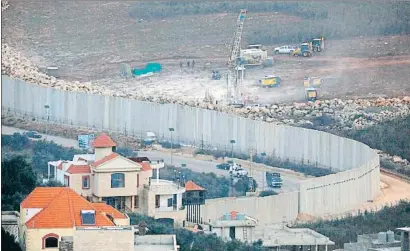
305;87;318;101
120;62;162;79
303;77;323;88
239;44;268;66
312;37;325;52
293;42;313;57
226;9;247;107
259;75;281;88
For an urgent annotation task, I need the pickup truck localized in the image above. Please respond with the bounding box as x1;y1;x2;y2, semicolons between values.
274;45;296;55
229;163;248;177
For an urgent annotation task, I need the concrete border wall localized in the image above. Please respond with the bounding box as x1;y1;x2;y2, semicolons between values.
1;76;380;224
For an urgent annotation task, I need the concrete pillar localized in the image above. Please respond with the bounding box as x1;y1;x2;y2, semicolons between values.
325;245;328;251
47;163;50;180
315;245;318;251
131;196;135;212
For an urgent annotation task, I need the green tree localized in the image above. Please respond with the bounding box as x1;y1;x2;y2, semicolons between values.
1;157;37;210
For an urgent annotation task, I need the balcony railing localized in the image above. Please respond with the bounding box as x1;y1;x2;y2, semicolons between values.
155;205;185;212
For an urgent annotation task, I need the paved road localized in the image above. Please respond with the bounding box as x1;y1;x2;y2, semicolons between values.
2;125;301;192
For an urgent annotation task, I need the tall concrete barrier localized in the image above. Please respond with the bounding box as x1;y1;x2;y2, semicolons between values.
1;76;380;223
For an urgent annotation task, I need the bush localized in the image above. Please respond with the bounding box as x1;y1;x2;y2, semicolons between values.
259;190;278;197
128;2;410;44
115;147;137;157
160;141;182;149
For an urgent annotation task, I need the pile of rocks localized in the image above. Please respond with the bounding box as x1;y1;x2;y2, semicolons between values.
2;43;409;131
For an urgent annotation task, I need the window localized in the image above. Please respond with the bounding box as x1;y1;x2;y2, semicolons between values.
81;210;96;225
111;173;125;188
134;195;139;208
167;198;173;207
137;174;139;188
42;233;59;249
82;175;90;189
155;195;160;208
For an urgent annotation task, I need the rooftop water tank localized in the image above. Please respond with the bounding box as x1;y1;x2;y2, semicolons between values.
223;213;230;220
236;213;245;220
377;232;387;244
386;230;395;242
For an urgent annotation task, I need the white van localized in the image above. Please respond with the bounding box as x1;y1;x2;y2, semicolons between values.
145;132;157;143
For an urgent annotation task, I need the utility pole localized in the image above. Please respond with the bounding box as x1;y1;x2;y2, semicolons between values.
169;128;175;166
44;105;50;140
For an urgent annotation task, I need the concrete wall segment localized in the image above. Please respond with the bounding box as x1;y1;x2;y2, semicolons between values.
1;75;380;223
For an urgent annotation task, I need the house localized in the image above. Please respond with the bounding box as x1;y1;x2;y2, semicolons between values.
344;228;410;251
209;211;258;243
42;133;185;225
183;181;206;224
19;187;129;251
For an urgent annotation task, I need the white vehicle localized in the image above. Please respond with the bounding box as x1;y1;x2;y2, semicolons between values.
229;163;248;177
144;132;157;143
274;45;296;54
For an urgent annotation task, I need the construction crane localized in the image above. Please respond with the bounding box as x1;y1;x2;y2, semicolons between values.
226;9;247;107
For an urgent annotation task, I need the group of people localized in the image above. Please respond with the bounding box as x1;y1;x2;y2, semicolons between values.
180;60;195;69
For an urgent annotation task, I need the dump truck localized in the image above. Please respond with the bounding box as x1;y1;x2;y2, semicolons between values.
259;75;281;88
312;37;325;52
304;77;323;88
293;42;312;57
306;87;318;101
266;172;283;188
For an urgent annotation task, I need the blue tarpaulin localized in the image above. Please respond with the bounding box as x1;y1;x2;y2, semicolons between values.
132;62;162;76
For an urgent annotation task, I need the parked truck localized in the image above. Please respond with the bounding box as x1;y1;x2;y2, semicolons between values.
229;163;248;177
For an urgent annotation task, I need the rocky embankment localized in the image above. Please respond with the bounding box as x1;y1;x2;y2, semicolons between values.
3;43;410;132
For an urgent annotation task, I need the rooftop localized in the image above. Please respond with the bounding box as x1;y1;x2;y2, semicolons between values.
92;152;120;167
134;235;178;251
22;187;126;228
92;133;117;148
185;180;205;191
255;225;335;247
66;164;91;174
145;179;185;194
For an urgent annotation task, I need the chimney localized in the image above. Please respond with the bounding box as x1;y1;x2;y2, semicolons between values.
138;221;147;236
59;236;73;251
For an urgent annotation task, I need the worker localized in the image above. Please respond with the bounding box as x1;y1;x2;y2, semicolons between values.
192;60;195;69
187;61;190;68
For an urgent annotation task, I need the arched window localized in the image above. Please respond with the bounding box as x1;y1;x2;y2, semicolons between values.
111;173;125;188
42;233;59;249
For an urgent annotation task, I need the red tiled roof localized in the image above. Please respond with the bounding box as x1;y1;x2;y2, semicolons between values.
92;152;120;167
92;133;117;148
57;162;63;170
185;180;206;191
92;203;127;219
22;187;126;229
141;162;152;171
66;164;91;174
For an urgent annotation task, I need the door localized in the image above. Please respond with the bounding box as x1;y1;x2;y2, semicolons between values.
229;227;235;239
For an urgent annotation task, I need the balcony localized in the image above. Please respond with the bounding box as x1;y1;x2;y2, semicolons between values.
144;179;185;195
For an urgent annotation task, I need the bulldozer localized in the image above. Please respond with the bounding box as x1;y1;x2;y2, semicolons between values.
293;42;312;57
304;77;323;88
312;37;325;52
305;87;318;101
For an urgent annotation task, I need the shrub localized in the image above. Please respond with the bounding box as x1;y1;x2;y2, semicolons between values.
160;141;182;149
259;190;278;197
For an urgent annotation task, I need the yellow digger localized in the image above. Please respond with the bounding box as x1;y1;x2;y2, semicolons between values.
304;77;323;88
293;42;313;57
305;87;318;101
